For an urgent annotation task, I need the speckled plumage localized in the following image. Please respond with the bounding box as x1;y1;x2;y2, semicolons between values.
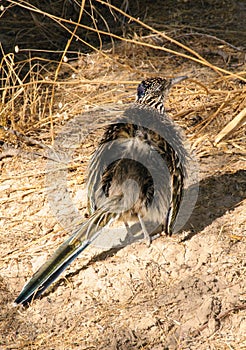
15;76;188;305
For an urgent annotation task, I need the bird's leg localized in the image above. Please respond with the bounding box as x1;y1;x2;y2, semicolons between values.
119;220;135;245
125;220;135;240
137;214;151;247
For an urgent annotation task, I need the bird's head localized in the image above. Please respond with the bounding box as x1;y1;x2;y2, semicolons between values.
136;76;187;112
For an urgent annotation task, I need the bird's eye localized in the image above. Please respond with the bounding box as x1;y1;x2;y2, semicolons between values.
137;83;146;99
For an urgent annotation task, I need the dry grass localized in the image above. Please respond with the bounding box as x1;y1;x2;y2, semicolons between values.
1;1;245;153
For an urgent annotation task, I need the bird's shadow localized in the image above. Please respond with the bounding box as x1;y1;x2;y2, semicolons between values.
182;168;245;237
43;169;245;299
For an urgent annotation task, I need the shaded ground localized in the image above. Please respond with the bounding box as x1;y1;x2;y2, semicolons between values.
1;0;246;63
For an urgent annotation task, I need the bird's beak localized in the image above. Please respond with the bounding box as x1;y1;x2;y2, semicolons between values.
170;76;188;85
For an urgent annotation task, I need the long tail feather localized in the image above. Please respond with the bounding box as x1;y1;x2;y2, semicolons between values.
14;206;117;305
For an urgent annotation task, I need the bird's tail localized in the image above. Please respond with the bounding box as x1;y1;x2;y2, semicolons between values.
14;198;120;306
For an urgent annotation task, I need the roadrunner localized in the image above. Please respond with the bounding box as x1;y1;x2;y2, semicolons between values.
15;76;188;305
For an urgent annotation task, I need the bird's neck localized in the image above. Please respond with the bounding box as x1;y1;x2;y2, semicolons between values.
137;95;165;114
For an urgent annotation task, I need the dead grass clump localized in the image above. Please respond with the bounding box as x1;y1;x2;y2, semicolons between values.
0;2;245;158
1;0;245;157
0;51;54;132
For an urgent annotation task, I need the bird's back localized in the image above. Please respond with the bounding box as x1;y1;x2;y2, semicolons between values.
87;102;188;236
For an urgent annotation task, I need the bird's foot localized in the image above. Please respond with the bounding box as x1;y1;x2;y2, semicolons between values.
151;233;160;242
143;231;151;247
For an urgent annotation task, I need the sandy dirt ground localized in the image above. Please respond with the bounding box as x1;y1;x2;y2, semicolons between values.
0;118;245;349
1;1;246;349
